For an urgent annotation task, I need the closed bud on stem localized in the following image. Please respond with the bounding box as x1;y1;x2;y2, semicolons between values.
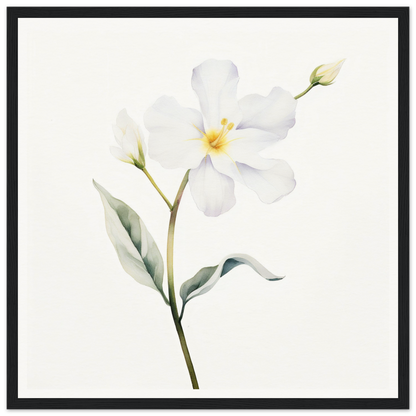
309;59;346;86
110;109;147;169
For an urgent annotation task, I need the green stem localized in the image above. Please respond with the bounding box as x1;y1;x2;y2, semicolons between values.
294;83;317;100
179;304;185;322
161;291;170;306
142;168;173;210
167;170;199;389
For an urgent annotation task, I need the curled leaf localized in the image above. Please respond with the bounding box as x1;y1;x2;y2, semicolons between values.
179;254;284;319
93;180;168;304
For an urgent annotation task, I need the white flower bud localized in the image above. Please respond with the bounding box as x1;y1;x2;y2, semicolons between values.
110;109;146;169
310;59;346;86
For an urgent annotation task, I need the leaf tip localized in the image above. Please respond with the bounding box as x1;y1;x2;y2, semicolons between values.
272;275;285;281
92;179;103;193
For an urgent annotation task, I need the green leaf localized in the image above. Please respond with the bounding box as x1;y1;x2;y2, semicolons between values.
93;180;168;304
179;254;284;319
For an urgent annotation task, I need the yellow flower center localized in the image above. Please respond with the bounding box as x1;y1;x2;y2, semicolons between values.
192;118;236;156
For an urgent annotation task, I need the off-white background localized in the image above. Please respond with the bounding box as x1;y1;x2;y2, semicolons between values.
17;16;398;399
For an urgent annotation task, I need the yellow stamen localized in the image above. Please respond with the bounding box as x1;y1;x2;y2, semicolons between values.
192;124;206;136
223;137;242;146
191;118;238;156
210;126;226;147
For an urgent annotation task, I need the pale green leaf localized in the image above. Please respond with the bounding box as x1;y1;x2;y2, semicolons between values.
93;180;168;304
179;254;284;319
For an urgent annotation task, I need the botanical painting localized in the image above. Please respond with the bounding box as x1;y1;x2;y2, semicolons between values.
17;17;399;398
94;58;345;389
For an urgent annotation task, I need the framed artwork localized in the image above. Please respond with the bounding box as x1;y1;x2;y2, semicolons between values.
7;7;409;409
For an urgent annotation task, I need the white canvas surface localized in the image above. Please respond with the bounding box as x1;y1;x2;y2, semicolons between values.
17;17;398;398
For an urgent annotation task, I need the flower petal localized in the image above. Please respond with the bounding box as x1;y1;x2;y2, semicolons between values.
227;128;282;165
121;125;140;161
112;124;124;146
208;128;279;181
116;108;139;135
110;146;133;164
144;96;205;169
137;123;147;156
238;87;297;140
189;156;236;217
236;159;296;204
192;59;242;130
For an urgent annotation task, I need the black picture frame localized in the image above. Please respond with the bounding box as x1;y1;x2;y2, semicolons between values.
7;6;409;410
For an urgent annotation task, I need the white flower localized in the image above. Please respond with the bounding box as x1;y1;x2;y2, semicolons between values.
144;59;297;217
310;59;346;86
110;109;146;168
